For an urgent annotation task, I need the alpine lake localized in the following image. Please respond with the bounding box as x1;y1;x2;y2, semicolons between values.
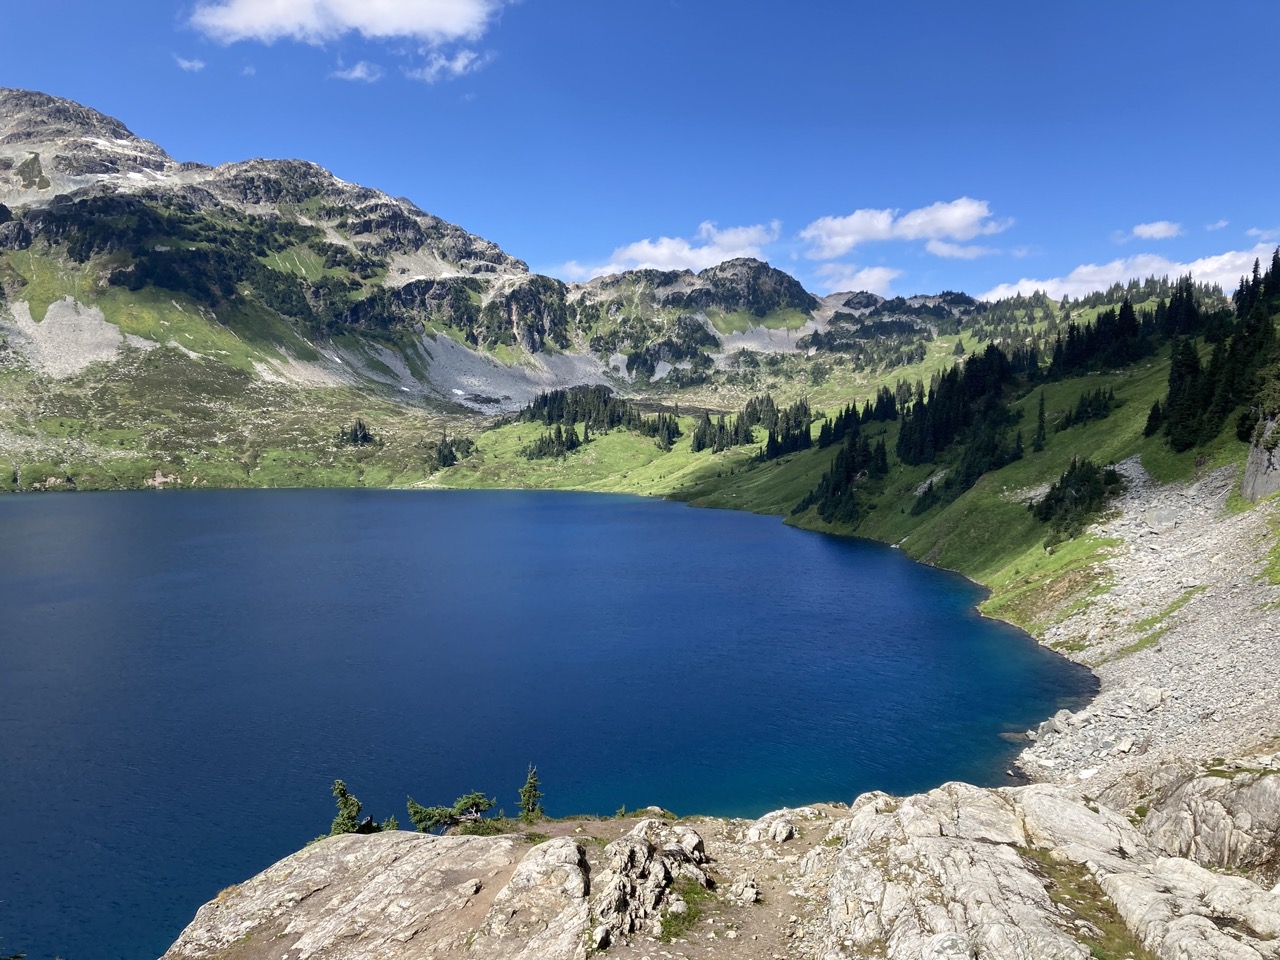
0;489;1096;960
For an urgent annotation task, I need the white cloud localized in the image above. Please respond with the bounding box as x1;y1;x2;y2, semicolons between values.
406;48;491;82
1246;226;1280;243
175;56;206;72
560;221;782;281
925;239;996;260
1206;219;1229;231
331;60;384;82
191;0;505;45
800;198;1011;260
799;209;895;259
980;243;1276;302
814;263;903;297
1130;220;1183;240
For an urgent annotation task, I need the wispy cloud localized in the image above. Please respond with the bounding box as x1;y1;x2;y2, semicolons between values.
1130;220;1183;240
406;48;491;83
925;240;997;260
175;56;206;72
1206;219;1229;232
191;0;506;45
1246;226;1280;243
331;60;384;82
799;198;1011;260
814;263;903;297
980;243;1276;301
560;221;782;281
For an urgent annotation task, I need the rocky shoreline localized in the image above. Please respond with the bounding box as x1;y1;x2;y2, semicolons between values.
162;463;1280;960
1019;458;1280;807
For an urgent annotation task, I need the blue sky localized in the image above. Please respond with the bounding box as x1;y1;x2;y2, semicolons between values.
3;1;1278;300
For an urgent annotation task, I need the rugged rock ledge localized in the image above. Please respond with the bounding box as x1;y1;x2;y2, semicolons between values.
163;463;1280;960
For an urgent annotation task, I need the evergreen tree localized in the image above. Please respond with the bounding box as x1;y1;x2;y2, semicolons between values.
330;779;363;835
1033;391;1046;452
872;437;889;476
406;791;496;833
518;764;544;822
434;431;458;469
1031;458;1126;544
1143;399;1164;437
1165;339;1205;452
452;792;495;820
406;797;456;833
817;418;834;448
329;780;395;835
338;418;376;446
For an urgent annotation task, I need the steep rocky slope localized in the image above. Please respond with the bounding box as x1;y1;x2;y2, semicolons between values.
163;465;1280;960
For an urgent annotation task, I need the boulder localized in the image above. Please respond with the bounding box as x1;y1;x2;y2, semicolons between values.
474;837;591;960
589;819;713;943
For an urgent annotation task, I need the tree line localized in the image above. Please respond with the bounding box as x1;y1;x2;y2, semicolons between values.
516;386;683;454
1150;252;1280;452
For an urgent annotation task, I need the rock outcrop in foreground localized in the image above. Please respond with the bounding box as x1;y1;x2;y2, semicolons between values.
163;463;1280;960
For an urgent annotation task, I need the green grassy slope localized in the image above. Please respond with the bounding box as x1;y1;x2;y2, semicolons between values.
436;342;1263;635
0;344;478;493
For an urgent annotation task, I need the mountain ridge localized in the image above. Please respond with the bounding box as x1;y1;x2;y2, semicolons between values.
0;86;971;412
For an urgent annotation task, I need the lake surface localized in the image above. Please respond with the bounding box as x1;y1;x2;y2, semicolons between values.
0;490;1095;960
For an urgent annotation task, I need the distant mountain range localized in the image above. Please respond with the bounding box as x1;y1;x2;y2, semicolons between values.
0;87;1016;409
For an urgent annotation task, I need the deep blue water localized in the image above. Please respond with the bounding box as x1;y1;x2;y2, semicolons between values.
0;490;1094;960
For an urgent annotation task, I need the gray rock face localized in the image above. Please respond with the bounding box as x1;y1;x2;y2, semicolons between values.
1242;419;1280;501
203;157;525;274
160;831;522;960
806;780;1280;960
1144;769;1280;885
576;258;818;319
160;822;720;960
746;807;810;843
1099;856;1280;960
815;783;1091;960
589;818;713;942
1022;459;1280;804
0;88;150;147
0;88;176;201
472;837;590;960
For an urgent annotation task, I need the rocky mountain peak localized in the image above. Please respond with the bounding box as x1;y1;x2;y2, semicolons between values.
0;88;176;201
691;256;820;316
206;157;374;207
0;88;152;148
834;290;885;312
0;88;527;280
573;257;821;322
